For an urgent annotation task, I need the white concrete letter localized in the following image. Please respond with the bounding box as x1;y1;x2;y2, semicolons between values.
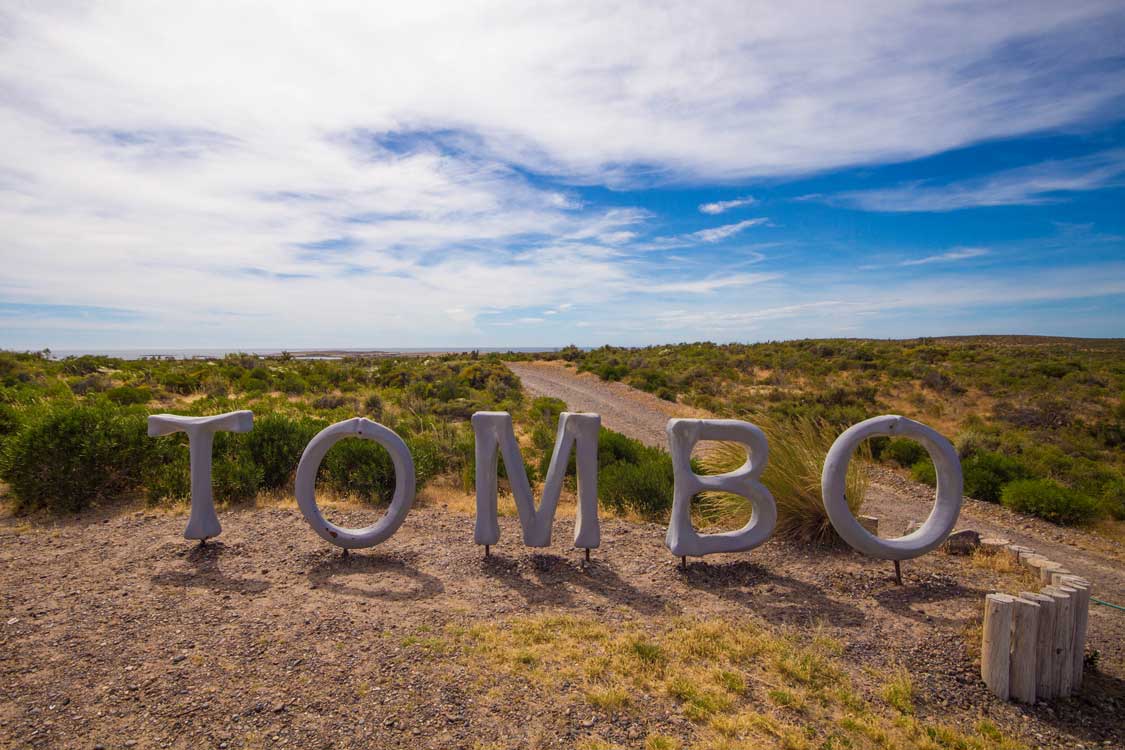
664;419;777;558
295;418;415;549
821;415;962;560
147;410;254;541
472;411;600;549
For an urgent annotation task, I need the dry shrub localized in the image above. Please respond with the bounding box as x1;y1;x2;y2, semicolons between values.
695;414;868;544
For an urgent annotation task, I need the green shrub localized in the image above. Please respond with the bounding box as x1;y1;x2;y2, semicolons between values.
881;438;926;467
364;393;384;419
212;455;262;504
599;457;674;519
911;459;936;486
0;402;153;513
144;443;191;504
321;437;397;502
1099;477;1125;521
246;413;324;490
1000;479;1101;526
962;451;1032;503
106;385;152;405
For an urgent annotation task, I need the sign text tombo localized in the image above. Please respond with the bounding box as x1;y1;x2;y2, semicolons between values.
148;411;963;561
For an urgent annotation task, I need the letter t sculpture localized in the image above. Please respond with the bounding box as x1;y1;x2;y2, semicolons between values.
147;411;254;541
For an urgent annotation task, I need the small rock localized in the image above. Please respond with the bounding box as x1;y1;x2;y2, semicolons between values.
942;529;980;555
171;655;186;664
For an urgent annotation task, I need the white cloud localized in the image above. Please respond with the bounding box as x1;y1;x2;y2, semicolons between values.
0;1;1122;346
830;150;1125;212
901;247;989;266
689;219;770;244
699;196;756;215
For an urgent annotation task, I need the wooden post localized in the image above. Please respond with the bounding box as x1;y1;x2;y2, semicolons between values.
979;537;1010;555
1042;585;1074;698
1039;562;1070;585
982;593;1014;700
1008;597;1039;703
1005;545;1033;565
1059;576;1090;692
858;515;879;535
1021;554;1048;574
1020;592;1056;700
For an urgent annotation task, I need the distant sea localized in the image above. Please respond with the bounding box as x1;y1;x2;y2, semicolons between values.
48;347;563;361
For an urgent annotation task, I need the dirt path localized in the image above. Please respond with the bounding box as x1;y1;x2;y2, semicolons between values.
507;360;1125;649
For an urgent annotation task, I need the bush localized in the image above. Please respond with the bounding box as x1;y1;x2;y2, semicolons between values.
962;451;1032;503
106;385;152;405
0;402;153;513
246;413;324;490
881;438;926;468
1001;479;1101;526
911;459;936;486
599;459;674;518
364;393;384;420
321;437;397;502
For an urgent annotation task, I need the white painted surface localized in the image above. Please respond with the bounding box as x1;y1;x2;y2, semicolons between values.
294;417;415;549
147;410;254;541
664;418;777;557
822;415;962;560
472;411;600;549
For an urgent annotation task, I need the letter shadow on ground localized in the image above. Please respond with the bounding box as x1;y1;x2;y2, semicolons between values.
151;541;271;594
872;576;985;627
681;560;866;628
481;552;673;616
306;551;444;602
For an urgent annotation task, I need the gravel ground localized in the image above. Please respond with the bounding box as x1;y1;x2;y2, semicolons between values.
2;502;1122;750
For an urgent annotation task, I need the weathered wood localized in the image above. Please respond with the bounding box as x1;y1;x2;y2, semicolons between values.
1021;554;1049;574
1005;544;1034;564
858;515;879;535
1020;591;1056;700
1059;576;1091;691
1043;585;1075;698
982;593;1014;700
1009;597;1039;703
979;537;1010;555
1036;560;1069;585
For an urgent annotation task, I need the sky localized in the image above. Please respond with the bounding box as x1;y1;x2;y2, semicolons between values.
1;1;1124;351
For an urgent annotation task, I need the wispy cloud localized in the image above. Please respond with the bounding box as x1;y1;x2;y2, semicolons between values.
699;195;756;215
688;219;769;243
829;150;1125;212
901;247;989;266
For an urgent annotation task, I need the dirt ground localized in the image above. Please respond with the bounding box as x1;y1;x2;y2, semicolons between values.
0;495;1122;750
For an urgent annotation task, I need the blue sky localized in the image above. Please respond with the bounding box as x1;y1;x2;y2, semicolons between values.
1;2;1123;349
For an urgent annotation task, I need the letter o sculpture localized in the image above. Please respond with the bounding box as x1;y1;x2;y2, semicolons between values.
821;415;962;560
295;417;415;549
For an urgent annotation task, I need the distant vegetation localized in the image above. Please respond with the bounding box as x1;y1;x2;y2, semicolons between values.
0;350;669;518
511;337;1125;527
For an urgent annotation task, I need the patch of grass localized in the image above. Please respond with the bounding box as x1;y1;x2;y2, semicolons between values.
454;613;1027;749
695;414;869;544
882;668;914;715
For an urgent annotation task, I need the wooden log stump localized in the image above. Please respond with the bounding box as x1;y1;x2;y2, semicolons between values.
982;593;1014;700
1008;597;1039;703
979;537;1010;555
858;515;879;536
1005;545;1034;565
1021;554;1049;574
1042;585;1075;698
1020;591;1056;700
1059;576;1091;692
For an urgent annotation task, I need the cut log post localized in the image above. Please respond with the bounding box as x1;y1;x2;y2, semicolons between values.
982;593;1014;700
979;537;1010;555
1005;545;1034;565
1021;554;1048;574
1039;562;1071;585
1008;597;1040;704
1059;576;1091;692
1020;591;1056;700
1042;585;1075;698
858;515;879;536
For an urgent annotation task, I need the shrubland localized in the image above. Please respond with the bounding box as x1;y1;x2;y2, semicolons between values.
0;350;675;519
512;337;1125;527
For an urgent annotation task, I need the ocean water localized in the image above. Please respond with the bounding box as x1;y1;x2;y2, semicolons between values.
48;347;564;360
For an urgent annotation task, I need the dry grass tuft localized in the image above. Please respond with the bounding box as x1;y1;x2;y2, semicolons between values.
695;414;868;543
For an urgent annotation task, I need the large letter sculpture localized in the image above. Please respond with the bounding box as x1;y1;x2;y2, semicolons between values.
822;415;962;559
294;417;415;549
147;410;254;541
665;419;777;558
472;411;600;550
